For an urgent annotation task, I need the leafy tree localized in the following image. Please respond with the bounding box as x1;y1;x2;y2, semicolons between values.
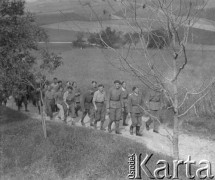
0;0;63;138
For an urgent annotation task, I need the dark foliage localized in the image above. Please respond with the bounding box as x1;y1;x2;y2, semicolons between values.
144;28;172;49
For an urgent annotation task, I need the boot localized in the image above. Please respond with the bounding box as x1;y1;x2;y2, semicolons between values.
130;125;133;135
100;121;106;131
108;121;113;133
122;113;129;126
136;126;142;136
115;122;122;134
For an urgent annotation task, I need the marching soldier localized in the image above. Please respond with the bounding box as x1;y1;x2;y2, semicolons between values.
145;89;163;133
55;86;65;121
106;80;123;134
93;84;106;130
121;81;129;126
50;77;59;92
14;86;29;112
80;81;98;126
72;81;82;117
63;86;76;124
128;86;144;136
44;85;55;120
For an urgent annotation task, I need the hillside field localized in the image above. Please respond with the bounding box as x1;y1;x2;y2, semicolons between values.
0;106;189;180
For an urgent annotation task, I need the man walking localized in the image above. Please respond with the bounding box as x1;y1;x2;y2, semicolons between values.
63;86;76;124
44;85;55;120
107;80;123;134
80;81;98;126
55;86;65;121
128;86;144;136
93;84;106;131
145;89;163;133
121;81;129;126
72;81;82;117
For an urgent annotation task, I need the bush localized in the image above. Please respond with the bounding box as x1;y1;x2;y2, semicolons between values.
87;27;122;48
72;32;86;49
144;28;172;49
123;32;140;46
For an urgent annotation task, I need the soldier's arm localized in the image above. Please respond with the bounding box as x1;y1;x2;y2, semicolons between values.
120;91;124;109
128;95;132;113
92;91;97;109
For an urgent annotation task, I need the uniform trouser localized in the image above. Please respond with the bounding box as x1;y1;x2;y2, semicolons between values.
94;103;106;123
131;113;142;127
45;99;54;118
75;102;81;115
16;96;28;110
57;103;65;120
62;102;76;119
81;105;95;124
146;110;160;131
109;108;122;122
109;108;122;131
122;103;129;123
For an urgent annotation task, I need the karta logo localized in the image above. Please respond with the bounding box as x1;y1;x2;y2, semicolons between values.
128;153;214;179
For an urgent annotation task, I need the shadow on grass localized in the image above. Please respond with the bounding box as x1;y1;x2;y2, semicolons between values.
0;106;29;125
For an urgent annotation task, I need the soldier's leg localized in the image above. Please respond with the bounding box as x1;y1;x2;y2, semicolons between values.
69;103;76;124
94;104;102;129
136;114;142;136
89;106;95;126
62;102;68;122
81;109;87;125
100;104;106;131
57;103;64;120
115;108;122;134
130;113;137;135
75;102;81;117
122;105;129;126
108;108;115;133
145;110;156;130
23;96;28;112
17;99;22;111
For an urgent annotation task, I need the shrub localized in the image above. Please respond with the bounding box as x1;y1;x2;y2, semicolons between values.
144;28;172;49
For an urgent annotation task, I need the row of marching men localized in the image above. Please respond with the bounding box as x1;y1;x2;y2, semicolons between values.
44;78;164;136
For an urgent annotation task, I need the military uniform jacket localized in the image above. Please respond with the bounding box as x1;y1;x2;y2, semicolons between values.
73;87;81;103
128;93;144;114
81;87;97;110
107;87;123;109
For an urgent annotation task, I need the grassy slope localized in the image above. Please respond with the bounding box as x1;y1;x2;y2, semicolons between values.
0;107;187;180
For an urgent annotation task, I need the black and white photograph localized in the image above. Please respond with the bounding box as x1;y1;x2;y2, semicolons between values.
1;0;215;179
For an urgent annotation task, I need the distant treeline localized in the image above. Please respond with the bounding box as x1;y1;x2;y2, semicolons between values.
72;27;172;49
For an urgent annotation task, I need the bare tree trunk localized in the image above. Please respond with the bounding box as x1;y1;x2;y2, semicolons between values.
40;89;47;139
173;51;179;159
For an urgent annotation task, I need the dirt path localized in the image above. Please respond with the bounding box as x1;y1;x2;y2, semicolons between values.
6;97;215;174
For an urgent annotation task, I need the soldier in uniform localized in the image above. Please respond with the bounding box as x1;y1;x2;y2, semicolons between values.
80;81;98;126
128;86;144;136
121;81;129;126
145;89;163;133
14;85;29;112
93;84;106;130
63;86;76;124
44;85;55;120
106;80;123;134
72;81;82;117
55;86;65;121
